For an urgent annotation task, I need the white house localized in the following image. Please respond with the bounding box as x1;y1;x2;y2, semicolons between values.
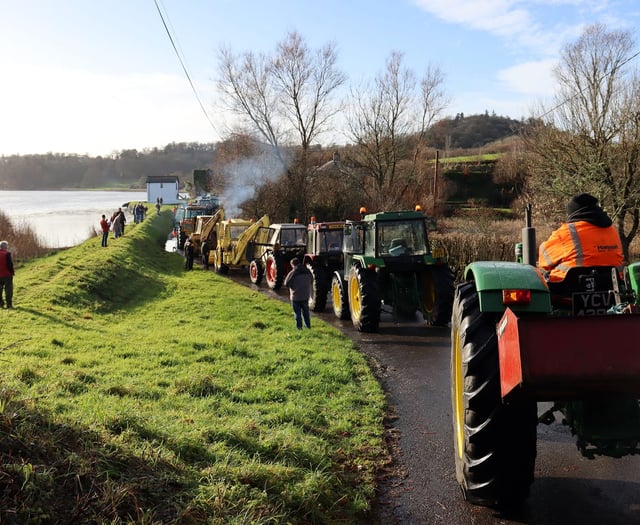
146;175;180;205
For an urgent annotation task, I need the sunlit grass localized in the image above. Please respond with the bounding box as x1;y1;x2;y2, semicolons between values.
0;213;387;524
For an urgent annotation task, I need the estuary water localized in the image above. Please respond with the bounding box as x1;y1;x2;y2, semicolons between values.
0;190;147;248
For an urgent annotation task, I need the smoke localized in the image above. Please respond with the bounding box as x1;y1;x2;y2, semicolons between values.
221;145;288;218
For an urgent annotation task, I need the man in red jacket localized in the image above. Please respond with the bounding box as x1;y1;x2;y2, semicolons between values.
0;241;15;309
538;193;623;282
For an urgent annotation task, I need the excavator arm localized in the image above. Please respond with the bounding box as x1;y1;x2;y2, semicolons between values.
226;214;271;266
192;209;225;254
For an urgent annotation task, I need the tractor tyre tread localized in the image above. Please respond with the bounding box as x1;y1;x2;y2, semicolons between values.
451;281;537;509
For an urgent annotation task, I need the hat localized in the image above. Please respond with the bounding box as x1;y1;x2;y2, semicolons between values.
567;193;599;217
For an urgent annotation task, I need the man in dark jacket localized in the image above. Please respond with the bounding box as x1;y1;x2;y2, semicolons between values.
283;258;313;329
0;241;15;308
538;193;623;282
184;237;195;270
201;239;210;270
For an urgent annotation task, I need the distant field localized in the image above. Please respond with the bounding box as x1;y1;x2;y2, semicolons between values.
434;152;501;163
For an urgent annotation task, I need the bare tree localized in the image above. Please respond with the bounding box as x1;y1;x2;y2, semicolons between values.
217;31;346;221
346;51;448;210
524;23;640;260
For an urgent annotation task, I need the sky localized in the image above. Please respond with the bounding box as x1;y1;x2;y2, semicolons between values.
0;0;639;157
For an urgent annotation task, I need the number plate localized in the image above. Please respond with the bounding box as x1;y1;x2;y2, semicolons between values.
572;291;615;316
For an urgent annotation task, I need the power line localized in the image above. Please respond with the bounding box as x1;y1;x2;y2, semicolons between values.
153;0;219;137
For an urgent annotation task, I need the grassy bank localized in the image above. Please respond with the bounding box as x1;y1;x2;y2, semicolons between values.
0;212;387;524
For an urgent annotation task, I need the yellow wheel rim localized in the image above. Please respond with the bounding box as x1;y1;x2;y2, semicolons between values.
349;272;362;321
452;326;464;459
332;281;341;310
422;271;436;313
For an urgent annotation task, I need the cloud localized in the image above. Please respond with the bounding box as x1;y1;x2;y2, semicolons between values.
0;65;219;155
498;58;558;97
410;0;607;55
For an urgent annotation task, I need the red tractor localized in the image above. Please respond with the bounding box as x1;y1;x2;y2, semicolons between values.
246;222;308;290
302;218;345;312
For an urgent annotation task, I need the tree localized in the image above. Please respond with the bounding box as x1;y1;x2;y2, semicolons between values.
345;51;448;211
217;31;346;221
523;23;640;260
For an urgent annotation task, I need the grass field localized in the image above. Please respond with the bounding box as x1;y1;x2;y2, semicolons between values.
0;211;387;524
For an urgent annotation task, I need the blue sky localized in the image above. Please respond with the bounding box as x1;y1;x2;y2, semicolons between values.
0;0;638;156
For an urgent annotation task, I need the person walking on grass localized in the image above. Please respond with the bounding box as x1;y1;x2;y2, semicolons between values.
201;239;210;270
99;214;110;247
284;257;312;330
184;236;195;270
0;241;15;309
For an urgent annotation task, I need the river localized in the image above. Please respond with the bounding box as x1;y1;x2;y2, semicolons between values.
0;190;148;248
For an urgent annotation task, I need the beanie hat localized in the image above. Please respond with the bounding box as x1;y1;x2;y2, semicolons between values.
567;193;598;217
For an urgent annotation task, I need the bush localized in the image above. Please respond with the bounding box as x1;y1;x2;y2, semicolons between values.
0;211;51;261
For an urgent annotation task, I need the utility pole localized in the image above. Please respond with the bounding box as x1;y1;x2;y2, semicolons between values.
433;150;439;215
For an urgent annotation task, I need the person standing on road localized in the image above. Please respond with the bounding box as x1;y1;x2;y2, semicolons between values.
99;214;110;247
0;241;15;309
283;257;313;330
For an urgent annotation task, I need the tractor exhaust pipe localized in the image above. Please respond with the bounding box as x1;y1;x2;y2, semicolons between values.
521;203;536;266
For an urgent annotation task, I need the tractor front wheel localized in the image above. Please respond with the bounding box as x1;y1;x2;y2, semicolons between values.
249;259;263;285
348;266;381;332
451;281;537;508
331;273;350;320
421;265;455;326
308;264;329;312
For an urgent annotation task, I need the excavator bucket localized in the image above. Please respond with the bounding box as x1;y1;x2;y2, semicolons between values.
498;307;640;400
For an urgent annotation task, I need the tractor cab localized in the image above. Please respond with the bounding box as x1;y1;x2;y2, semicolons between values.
332;207;455;331
343;209;443;273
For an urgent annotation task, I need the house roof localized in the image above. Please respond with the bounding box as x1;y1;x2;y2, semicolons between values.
146;175;179;183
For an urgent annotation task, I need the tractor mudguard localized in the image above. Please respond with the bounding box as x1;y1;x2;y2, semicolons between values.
498;307;640;400
626;261;640;301
463;261;551;314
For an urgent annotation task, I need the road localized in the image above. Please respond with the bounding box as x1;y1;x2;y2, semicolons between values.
248;283;640;525
168;241;640;524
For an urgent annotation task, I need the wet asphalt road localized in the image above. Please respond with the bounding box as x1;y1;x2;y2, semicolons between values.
170;242;640;524
230;275;640;524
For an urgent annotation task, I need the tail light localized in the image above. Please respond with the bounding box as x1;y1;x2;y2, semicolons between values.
502;289;531;305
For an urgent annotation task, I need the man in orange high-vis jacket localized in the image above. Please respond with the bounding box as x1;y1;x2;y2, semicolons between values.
538;193;623;282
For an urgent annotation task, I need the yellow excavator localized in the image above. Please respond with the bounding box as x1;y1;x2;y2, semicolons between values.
190;208;225;255
211;214;271;274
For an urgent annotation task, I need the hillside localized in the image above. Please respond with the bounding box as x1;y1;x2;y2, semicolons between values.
0;142;216;190
0;213;386;523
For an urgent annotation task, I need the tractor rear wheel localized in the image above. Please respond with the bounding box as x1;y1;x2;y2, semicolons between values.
308;264;329;312
421;265;455;326
451;281;537;508
348;266;381;332
265;253;284;290
249;259;263;285
331;273;350;320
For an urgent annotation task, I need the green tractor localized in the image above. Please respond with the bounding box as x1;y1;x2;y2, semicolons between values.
330;207;454;332
451;207;640;508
